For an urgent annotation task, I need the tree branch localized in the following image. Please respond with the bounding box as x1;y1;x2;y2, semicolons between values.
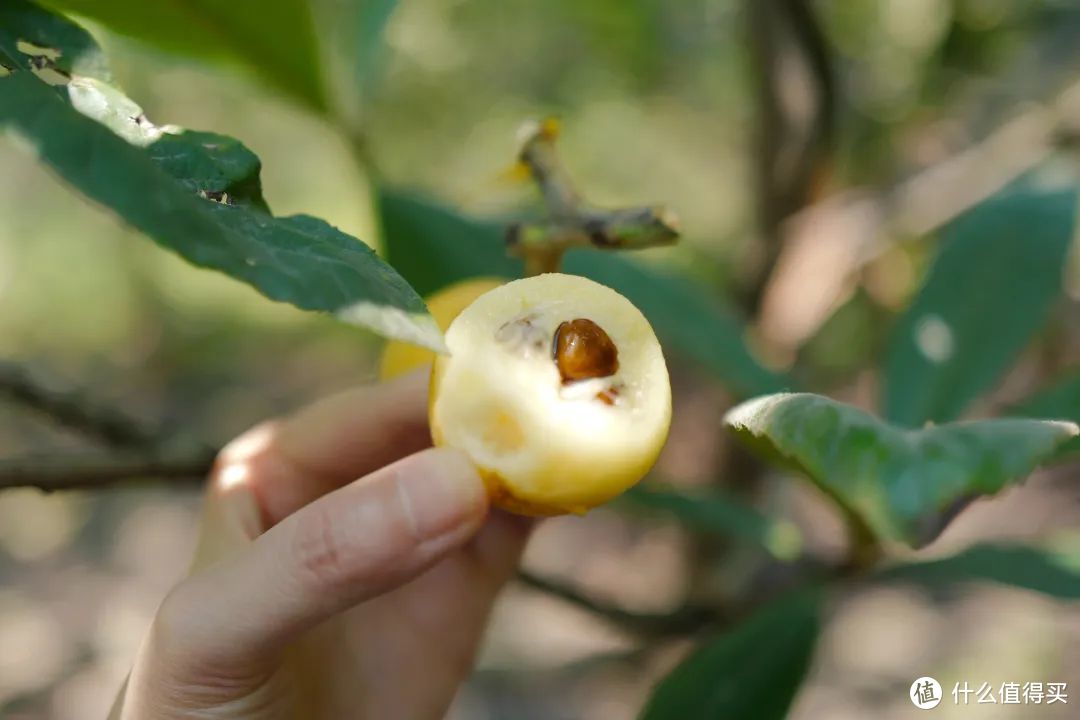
0;433;725;634
741;0;836;316
779;0;837;193
0;450;214;492
516;569;723;637
0;444;727;636
0;360;158;448
0;359;214;491
0;362;725;634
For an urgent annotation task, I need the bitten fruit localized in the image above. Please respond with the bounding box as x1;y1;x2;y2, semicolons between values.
429;273;671;516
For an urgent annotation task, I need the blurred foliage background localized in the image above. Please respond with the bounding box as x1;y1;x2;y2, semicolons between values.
1;0;1080;718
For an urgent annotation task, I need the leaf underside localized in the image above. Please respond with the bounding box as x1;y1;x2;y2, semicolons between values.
725;393;1078;546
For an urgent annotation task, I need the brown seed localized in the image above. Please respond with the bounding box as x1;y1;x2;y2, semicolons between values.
553;318;619;383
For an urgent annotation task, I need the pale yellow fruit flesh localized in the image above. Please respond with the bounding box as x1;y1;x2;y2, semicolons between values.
429;273;672;516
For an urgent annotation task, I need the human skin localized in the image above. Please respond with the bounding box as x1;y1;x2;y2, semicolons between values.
110;369;531;719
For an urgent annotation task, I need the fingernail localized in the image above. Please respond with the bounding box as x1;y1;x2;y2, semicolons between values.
397;448;486;541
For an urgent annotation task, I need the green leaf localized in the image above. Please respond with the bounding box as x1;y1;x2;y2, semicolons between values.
52;74;267;212
0;0;110;81
1;0;267;212
147;130;267;210
39;0;325;109
379;189;523;295
0;71;441;350
617;484;803;561
725;393;1078;546
883;187;1077;427
378;188;788;397
639;589;821;720
879;543;1080;600
1009;370;1080;461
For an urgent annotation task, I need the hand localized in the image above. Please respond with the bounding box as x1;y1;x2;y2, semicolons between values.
111;370;531;719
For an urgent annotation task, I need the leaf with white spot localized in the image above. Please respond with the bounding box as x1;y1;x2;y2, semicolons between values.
725;393;1078;546
883;186;1077;426
0;0;110;80
0;70;441;350
1;1;438;348
66;76;177;145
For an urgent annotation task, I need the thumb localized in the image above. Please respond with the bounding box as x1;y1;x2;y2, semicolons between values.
135;448;487;694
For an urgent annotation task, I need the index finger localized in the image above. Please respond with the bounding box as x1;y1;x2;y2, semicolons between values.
212;368;433;529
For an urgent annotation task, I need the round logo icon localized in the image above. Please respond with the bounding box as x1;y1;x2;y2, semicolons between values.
910;676;943;710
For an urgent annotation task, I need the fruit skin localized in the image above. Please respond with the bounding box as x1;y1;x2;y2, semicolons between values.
379;278;504;381
429;273;672;517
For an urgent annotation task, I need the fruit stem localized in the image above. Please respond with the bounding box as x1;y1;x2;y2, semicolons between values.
507;118;681;276
523;247;565;276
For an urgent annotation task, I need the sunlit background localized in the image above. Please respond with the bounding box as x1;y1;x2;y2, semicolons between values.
2;0;1079;717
